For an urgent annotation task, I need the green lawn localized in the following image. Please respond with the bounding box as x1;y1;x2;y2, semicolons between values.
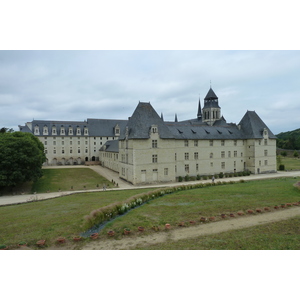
31;168;112;193
101;177;300;237
0;188;154;248
133;217;300;250
1;176;299;250
279;157;300;171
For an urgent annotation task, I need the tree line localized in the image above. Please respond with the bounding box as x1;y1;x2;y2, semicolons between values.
0;128;46;189
276;128;300;150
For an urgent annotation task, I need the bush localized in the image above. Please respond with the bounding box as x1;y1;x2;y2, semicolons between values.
184;175;190;182
279;164;285;171
178;176;183;182
219;172;224;178
196;174;201;180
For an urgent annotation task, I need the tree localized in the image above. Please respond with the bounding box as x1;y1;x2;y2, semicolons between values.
294;151;299;158
0;132;46;188
0;127;14;133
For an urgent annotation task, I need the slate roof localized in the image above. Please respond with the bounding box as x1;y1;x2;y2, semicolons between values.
23;119;127;137
100;140;119;152
203;87;220;108
204;88;218;100
239;111;276;139
119;102;174;140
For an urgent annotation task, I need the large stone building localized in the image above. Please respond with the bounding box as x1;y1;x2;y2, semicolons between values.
19;87;277;184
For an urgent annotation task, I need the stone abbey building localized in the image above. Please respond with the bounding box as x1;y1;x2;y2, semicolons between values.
19;87;277;185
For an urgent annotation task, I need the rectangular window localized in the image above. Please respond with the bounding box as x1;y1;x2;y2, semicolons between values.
175;153;177;161
85;149;88;153
194;140;198;147
70;141;72;145
221;162;225;169
210;140;213;146
62;149;64;154
210;162;213;167
210;152;213;159
234;161;236;168
184;140;189;147
185;164;189;173
228;151;231;158
70;149;73;153
152;140;158;148
221;140;225;146
44;149;47;154
264;150;268;156
265;160;268;166
78;149;80;153
78;141;80;145
234;151;237;157
196;163;199;171
221;151;225;158
44;141;47;145
264;139;268;145
164;168;168;175
53;150;56;154
53;141;56;145
185;153;189;160
194;152;198;160
234;140;237;146
152;154;158;163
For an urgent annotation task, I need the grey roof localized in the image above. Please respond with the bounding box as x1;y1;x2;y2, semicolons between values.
87;119;127;136
100;140;119;152
166;122;243;140
204;88;218;100
239;111;276;139
23;118;127;137
119;102;174;140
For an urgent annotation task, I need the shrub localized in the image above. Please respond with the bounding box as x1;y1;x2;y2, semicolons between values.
178;176;183;182
196;174;201;180
219;172;224;178
184;175;190;182
279;164;285;171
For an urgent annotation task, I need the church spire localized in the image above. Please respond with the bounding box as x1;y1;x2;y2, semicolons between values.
175;113;178;122
197;97;202;119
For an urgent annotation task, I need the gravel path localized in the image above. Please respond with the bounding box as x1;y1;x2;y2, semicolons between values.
82;206;300;250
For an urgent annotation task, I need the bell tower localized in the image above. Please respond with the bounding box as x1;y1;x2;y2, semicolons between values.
202;87;221;126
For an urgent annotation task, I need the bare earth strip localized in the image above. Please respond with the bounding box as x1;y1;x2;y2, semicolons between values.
82;207;300;250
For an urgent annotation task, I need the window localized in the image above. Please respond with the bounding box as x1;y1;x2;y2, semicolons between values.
234;161;236;168
85;149;88;153
264;160;268;165
194;152;198;160
234;151;237;157
44;141;47;145
175;153;177;161
164;168;168;175
264;139;268;145
53;141;56;146
185;164;189;173
221;140;225;146
70;149;73;154
264;150;268;156
210;162;213;167
221;162;225;169
241;152;243;157
194;140;198;147
70;141;72;145
210;152;213;159
152;126;157;133
78;149;80;153
53;150;56;154
152;140;157;148
221;151;225;158
210;140;213;146
44;149;47;154
258;140;261;145
78;141;80;145
152;154;158;163
228;151;231;158
62;141;64;145
184;140;189;147
196;163;199;171
185;153;189;160
234;140;237;146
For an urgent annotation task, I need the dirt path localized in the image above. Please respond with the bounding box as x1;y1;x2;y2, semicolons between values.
81;206;300;250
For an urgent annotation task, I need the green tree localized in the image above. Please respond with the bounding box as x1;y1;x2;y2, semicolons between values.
294;151;299;158
0;132;46;188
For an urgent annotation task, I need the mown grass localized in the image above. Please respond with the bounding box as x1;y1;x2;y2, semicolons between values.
133;217;300;250
0;188;154;248
31;168;112;193
280;157;300;170
101;177;300;238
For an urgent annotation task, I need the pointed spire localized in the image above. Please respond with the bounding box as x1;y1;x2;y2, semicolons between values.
175;113;178;122
161;112;164;121
197;97;202;119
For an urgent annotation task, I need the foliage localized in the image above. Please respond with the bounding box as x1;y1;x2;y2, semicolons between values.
0;132;46;188
293;151;299;158
276;128;300;150
278;164;285;171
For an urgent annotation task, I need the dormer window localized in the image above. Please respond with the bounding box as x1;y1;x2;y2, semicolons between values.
43;125;48;135
76;127;81;135
115;124;120;136
52;126;57;135
84;127;89;136
151;125;158;134
69;126;73;135
61;126;65;135
34;125;40;135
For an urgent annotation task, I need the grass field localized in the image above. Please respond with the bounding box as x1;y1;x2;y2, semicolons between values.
133;217;300;250
1;176;299;249
101;177;300;236
31;168;112;193
0;188;154;248
279;157;300;170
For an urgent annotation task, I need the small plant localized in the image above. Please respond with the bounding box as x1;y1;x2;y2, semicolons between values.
178;176;183;182
219;172;224;178
0;244;8;250
209;216;215;221
247;209;254;214
165;224;171;229
184;175;190;182
178;222;185;227
230;213;235;217
196;174;201;180
256;209;262;213
221;214;226;218
279;164;285;171
124;228;131;235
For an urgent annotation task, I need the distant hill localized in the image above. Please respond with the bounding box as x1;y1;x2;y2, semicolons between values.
276;128;300;150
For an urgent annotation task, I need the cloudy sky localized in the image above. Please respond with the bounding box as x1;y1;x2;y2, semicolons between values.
1;50;299;134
